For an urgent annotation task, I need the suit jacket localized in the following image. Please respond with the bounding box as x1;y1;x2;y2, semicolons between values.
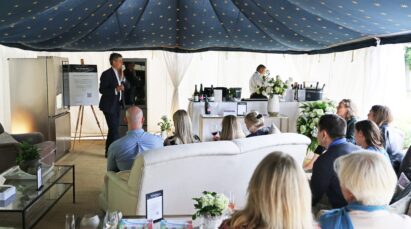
311;140;360;208
99;68;129;113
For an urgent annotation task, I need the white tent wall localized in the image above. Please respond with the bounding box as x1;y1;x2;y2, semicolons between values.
0;44;407;136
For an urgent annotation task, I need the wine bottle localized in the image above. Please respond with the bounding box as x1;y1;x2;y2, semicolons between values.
193;85;199;102
209;85;215;102
199;84;204;101
321;83;326;90
315;82;319;90
204;96;211;115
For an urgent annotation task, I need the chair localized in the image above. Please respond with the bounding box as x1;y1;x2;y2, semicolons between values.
0;122;56;173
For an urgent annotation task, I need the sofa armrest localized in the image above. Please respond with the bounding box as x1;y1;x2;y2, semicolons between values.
11;132;44;144
0;143;20;173
107;171;138;215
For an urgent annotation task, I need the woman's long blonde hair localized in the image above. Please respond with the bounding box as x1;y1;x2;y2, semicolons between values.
228;152;313;229
220;115;245;140
172;110;195;144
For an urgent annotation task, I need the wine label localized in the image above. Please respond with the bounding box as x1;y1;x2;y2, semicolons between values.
194;96;199;102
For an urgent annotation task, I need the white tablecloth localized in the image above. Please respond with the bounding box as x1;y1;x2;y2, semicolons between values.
188;101;300;136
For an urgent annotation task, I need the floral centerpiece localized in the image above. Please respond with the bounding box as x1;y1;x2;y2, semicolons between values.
255;75;288;97
192;191;229;220
297;100;336;151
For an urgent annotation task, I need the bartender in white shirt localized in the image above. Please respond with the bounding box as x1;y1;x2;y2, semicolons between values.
249;64;267;98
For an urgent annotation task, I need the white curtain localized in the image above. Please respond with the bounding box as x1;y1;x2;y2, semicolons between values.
0;44;408;134
163;52;193;114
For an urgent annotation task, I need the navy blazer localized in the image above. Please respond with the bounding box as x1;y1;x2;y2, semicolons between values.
99;68;129;113
310;140;360;208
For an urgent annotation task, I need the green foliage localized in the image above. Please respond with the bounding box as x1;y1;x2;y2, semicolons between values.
297;100;336;152
16;141;40;164
405;47;411;70
192;191;229;220
157;115;172;132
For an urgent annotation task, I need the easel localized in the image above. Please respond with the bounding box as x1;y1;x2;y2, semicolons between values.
72;59;105;150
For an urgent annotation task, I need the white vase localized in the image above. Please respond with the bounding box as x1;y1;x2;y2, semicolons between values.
202;215;223;229
267;94;280;116
161;130;168;140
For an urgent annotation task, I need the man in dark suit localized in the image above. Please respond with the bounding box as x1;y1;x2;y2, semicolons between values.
311;114;360;209
99;53;128;157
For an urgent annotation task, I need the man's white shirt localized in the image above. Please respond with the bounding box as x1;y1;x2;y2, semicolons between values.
249;71;263;94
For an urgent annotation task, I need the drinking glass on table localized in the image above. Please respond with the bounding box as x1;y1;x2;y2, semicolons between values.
103;210;119;229
228;192;236;211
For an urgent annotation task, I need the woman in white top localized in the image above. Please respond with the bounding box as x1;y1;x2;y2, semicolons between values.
320;151;411;229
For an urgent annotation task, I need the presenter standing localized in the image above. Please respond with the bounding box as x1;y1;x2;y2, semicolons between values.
249;64;267;98
99;53;129;157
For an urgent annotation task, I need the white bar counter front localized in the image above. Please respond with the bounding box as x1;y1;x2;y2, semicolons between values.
188;100;300;141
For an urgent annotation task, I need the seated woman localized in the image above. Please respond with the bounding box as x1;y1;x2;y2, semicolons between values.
220;151;314;229
219;115;245;140
304;99;358;170
164;110;200;146
368;105;404;174
354;120;389;160
244;112;271;138
320;152;411;228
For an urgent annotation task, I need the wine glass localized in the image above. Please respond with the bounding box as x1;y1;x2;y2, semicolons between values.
104;211;119;229
228;192;236;211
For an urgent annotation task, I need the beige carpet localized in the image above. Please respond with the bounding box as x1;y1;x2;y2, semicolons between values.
34;140;107;229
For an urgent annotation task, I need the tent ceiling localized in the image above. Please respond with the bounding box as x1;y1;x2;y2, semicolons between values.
0;0;411;54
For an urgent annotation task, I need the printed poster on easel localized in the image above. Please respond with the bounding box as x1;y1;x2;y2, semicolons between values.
63;64;99;106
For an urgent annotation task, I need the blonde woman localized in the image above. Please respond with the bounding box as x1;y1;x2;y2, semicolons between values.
164;110;200;146
320;152;411;228
220;151;314;229
219;115;245;140
244;112;270;138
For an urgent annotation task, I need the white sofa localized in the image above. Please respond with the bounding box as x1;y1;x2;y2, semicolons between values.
99;133;310;216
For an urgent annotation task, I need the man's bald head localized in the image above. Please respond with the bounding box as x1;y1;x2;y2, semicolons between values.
125;106;144;129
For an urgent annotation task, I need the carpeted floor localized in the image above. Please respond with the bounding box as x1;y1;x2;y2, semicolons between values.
34;140;106;229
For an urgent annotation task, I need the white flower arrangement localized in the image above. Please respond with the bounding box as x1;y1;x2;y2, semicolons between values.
255;75;288;97
192;191;229;220
297;100;336;151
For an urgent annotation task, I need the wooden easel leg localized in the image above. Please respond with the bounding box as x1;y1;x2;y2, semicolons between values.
79;105;85;144
90;105;105;140
72;105;83;150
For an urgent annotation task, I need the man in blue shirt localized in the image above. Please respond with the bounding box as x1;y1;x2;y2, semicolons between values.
107;106;163;172
311;114;360;209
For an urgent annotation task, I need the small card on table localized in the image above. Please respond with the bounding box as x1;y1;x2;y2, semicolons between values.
146;190;163;223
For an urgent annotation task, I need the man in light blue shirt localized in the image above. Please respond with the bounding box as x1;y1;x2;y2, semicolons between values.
107;106;163;171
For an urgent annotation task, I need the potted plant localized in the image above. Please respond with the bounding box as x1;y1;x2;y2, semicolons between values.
192;191;229;229
16;141;40;175
157;115;172;139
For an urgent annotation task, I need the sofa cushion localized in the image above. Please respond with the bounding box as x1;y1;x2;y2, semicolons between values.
0;132;18;144
389;184;411;214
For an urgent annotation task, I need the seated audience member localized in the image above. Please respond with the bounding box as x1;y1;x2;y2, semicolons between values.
107;106;163;172
219;115;245;141
244;111;271;138
311;114;360;209
354;120;389;160
400;145;411;180
320;152;411;228
304;99;357;170
368;105;404;174
220;151;314;229
164;109;200;146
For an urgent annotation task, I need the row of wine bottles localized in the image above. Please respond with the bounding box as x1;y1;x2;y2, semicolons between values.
291;82;325;90
193;84;215;102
